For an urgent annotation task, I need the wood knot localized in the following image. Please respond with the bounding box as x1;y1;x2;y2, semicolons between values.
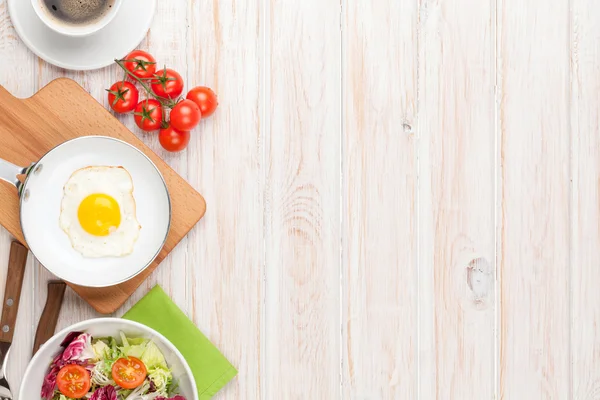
466;257;492;307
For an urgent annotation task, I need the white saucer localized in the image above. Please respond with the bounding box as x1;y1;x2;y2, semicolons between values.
8;0;157;71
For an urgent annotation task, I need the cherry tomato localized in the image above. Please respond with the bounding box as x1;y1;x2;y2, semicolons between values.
111;356;147;389
170;99;201;131
56;365;91;399
134;99;163;132
151;67;184;99
123;50;157;80
107;81;139;113
159;125;190;152
186;86;218;117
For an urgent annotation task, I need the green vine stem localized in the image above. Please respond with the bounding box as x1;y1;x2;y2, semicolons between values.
114;59;179;109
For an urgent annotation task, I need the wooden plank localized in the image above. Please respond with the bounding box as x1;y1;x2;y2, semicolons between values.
498;0;571;397
115;0;191;313
186;0;263;398
0;0;35;97
571;0;600;397
418;0;496;398
0;0;38;388
265;0;341;397
342;0;417;398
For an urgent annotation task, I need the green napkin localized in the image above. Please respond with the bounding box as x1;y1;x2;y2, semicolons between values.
123;285;237;399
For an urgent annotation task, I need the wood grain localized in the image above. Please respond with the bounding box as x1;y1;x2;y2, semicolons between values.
342;0;417;398
0;241;28;343
498;0;571;397
185;0;263;398
571;0;600;397
0;0;34;96
418;0;496;398
32;281;66;355
265;0;341;398
0;79;206;314
2;0;600;397
114;0;192;317
0;2;37;389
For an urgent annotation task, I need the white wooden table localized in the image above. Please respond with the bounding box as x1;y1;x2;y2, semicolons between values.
0;0;599;398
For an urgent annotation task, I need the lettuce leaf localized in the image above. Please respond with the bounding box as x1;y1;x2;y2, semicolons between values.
127;337;147;346
140;342;167;369
53;394;76;400
92;340;110;360
147;366;172;393
122;342;148;359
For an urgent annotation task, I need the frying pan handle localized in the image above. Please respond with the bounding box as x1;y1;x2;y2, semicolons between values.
0;158;34;193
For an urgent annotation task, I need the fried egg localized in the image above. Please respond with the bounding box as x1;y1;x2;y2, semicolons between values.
59;166;141;258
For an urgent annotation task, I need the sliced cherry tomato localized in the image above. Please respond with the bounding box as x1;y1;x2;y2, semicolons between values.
151;67;184;99
107;81;139;113
170;99;201;131
123;50;157;79
159;124;190;152
187;86;218;118
56;365;91;399
111;356;147;389
134;99;163;132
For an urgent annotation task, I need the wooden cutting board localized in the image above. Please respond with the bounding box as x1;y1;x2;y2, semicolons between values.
0;78;206;314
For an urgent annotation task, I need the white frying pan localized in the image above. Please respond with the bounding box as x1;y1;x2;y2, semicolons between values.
0;136;171;287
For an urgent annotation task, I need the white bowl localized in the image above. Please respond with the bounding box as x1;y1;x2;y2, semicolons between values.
19;318;198;400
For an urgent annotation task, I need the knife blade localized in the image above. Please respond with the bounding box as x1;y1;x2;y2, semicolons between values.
0;241;28;399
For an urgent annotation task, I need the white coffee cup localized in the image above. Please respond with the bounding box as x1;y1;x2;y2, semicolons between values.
31;0;123;37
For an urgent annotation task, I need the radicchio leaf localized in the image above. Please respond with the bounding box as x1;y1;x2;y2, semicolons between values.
40;359;93;400
59;331;84;347
40;365;59;400
62;333;94;361
41;332;94;399
51;350;63;366
89;385;118;400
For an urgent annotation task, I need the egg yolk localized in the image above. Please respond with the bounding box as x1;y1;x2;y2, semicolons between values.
77;193;121;236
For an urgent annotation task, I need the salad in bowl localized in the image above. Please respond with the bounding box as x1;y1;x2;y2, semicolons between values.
20;318;197;400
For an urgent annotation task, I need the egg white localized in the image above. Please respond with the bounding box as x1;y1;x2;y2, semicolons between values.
59;166;141;258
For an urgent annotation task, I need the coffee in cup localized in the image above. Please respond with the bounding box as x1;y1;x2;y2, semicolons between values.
41;0;116;26
32;0;122;37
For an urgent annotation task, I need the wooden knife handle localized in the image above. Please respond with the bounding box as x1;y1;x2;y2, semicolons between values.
33;281;66;355
0;241;28;343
